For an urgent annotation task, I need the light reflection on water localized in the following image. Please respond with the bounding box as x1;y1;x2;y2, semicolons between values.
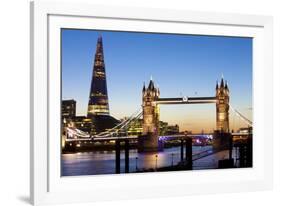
62;146;230;176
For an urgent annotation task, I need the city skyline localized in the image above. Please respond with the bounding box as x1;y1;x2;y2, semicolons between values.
62;29;252;133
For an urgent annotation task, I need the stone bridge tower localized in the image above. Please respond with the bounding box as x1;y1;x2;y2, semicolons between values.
214;78;231;151
216;78;230;132
138;79;160;152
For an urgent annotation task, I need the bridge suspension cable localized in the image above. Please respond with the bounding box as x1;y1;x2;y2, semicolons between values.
66;127;90;138
99;112;143;138
98;111;142;137
229;104;252;127
65;108;143;139
94;108;142;137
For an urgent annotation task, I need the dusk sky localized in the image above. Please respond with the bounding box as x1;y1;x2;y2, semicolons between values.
62;29;252;133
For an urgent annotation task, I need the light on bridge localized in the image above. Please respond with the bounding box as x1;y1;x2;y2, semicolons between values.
182;96;188;102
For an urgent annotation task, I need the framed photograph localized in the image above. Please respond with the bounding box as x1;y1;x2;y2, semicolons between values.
30;1;273;205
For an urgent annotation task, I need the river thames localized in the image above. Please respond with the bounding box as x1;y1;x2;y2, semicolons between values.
62;146;233;176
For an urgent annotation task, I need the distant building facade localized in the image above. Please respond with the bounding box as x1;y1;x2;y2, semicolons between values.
122;117;179;137
159;121;179;135
125;118;143;136
62;99;76;123
238;127;252;134
73;116;93;134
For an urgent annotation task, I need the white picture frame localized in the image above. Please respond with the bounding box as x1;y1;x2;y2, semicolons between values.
30;1;273;205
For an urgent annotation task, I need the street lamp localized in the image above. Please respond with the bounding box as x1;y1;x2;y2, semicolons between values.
155;154;158;171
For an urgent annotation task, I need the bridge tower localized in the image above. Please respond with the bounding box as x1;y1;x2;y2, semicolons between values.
138;79;160;152
216;78;230;132
214;78;231;150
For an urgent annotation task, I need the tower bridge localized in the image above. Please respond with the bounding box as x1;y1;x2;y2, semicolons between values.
64;77;252;151
139;77;230;152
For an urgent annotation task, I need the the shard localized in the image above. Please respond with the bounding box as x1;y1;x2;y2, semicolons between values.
87;36;110;117
87;36;119;133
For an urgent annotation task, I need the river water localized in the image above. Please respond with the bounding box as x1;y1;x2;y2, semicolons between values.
62;146;232;176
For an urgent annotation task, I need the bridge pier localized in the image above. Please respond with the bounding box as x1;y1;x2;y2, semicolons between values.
214;131;236;169
180;139;184;162
185;137;192;170
115;139;131;174
237;135;252;168
229;134;233;159
138;133;161;152
64;141;76;152
125;140;130;173
115;140;120;174
213;131;232;151
246;136;253;167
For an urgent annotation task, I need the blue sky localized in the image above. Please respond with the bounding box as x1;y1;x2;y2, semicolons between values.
62;29;252;132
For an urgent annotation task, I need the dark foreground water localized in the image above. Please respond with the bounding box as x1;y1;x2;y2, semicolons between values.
62;146;232;176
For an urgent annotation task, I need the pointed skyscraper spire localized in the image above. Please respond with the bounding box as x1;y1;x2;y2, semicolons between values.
87;36;110;117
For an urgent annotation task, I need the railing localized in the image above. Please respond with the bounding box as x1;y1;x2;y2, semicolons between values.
192;149;219;161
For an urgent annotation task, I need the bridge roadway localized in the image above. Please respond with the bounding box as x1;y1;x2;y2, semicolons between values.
156;97;217;104
65;133;250;142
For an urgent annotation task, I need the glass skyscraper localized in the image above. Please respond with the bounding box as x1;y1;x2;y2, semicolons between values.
87;36;110;117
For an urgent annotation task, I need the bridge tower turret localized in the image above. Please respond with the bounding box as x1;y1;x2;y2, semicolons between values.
216;78;230;132
139;79;160;152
